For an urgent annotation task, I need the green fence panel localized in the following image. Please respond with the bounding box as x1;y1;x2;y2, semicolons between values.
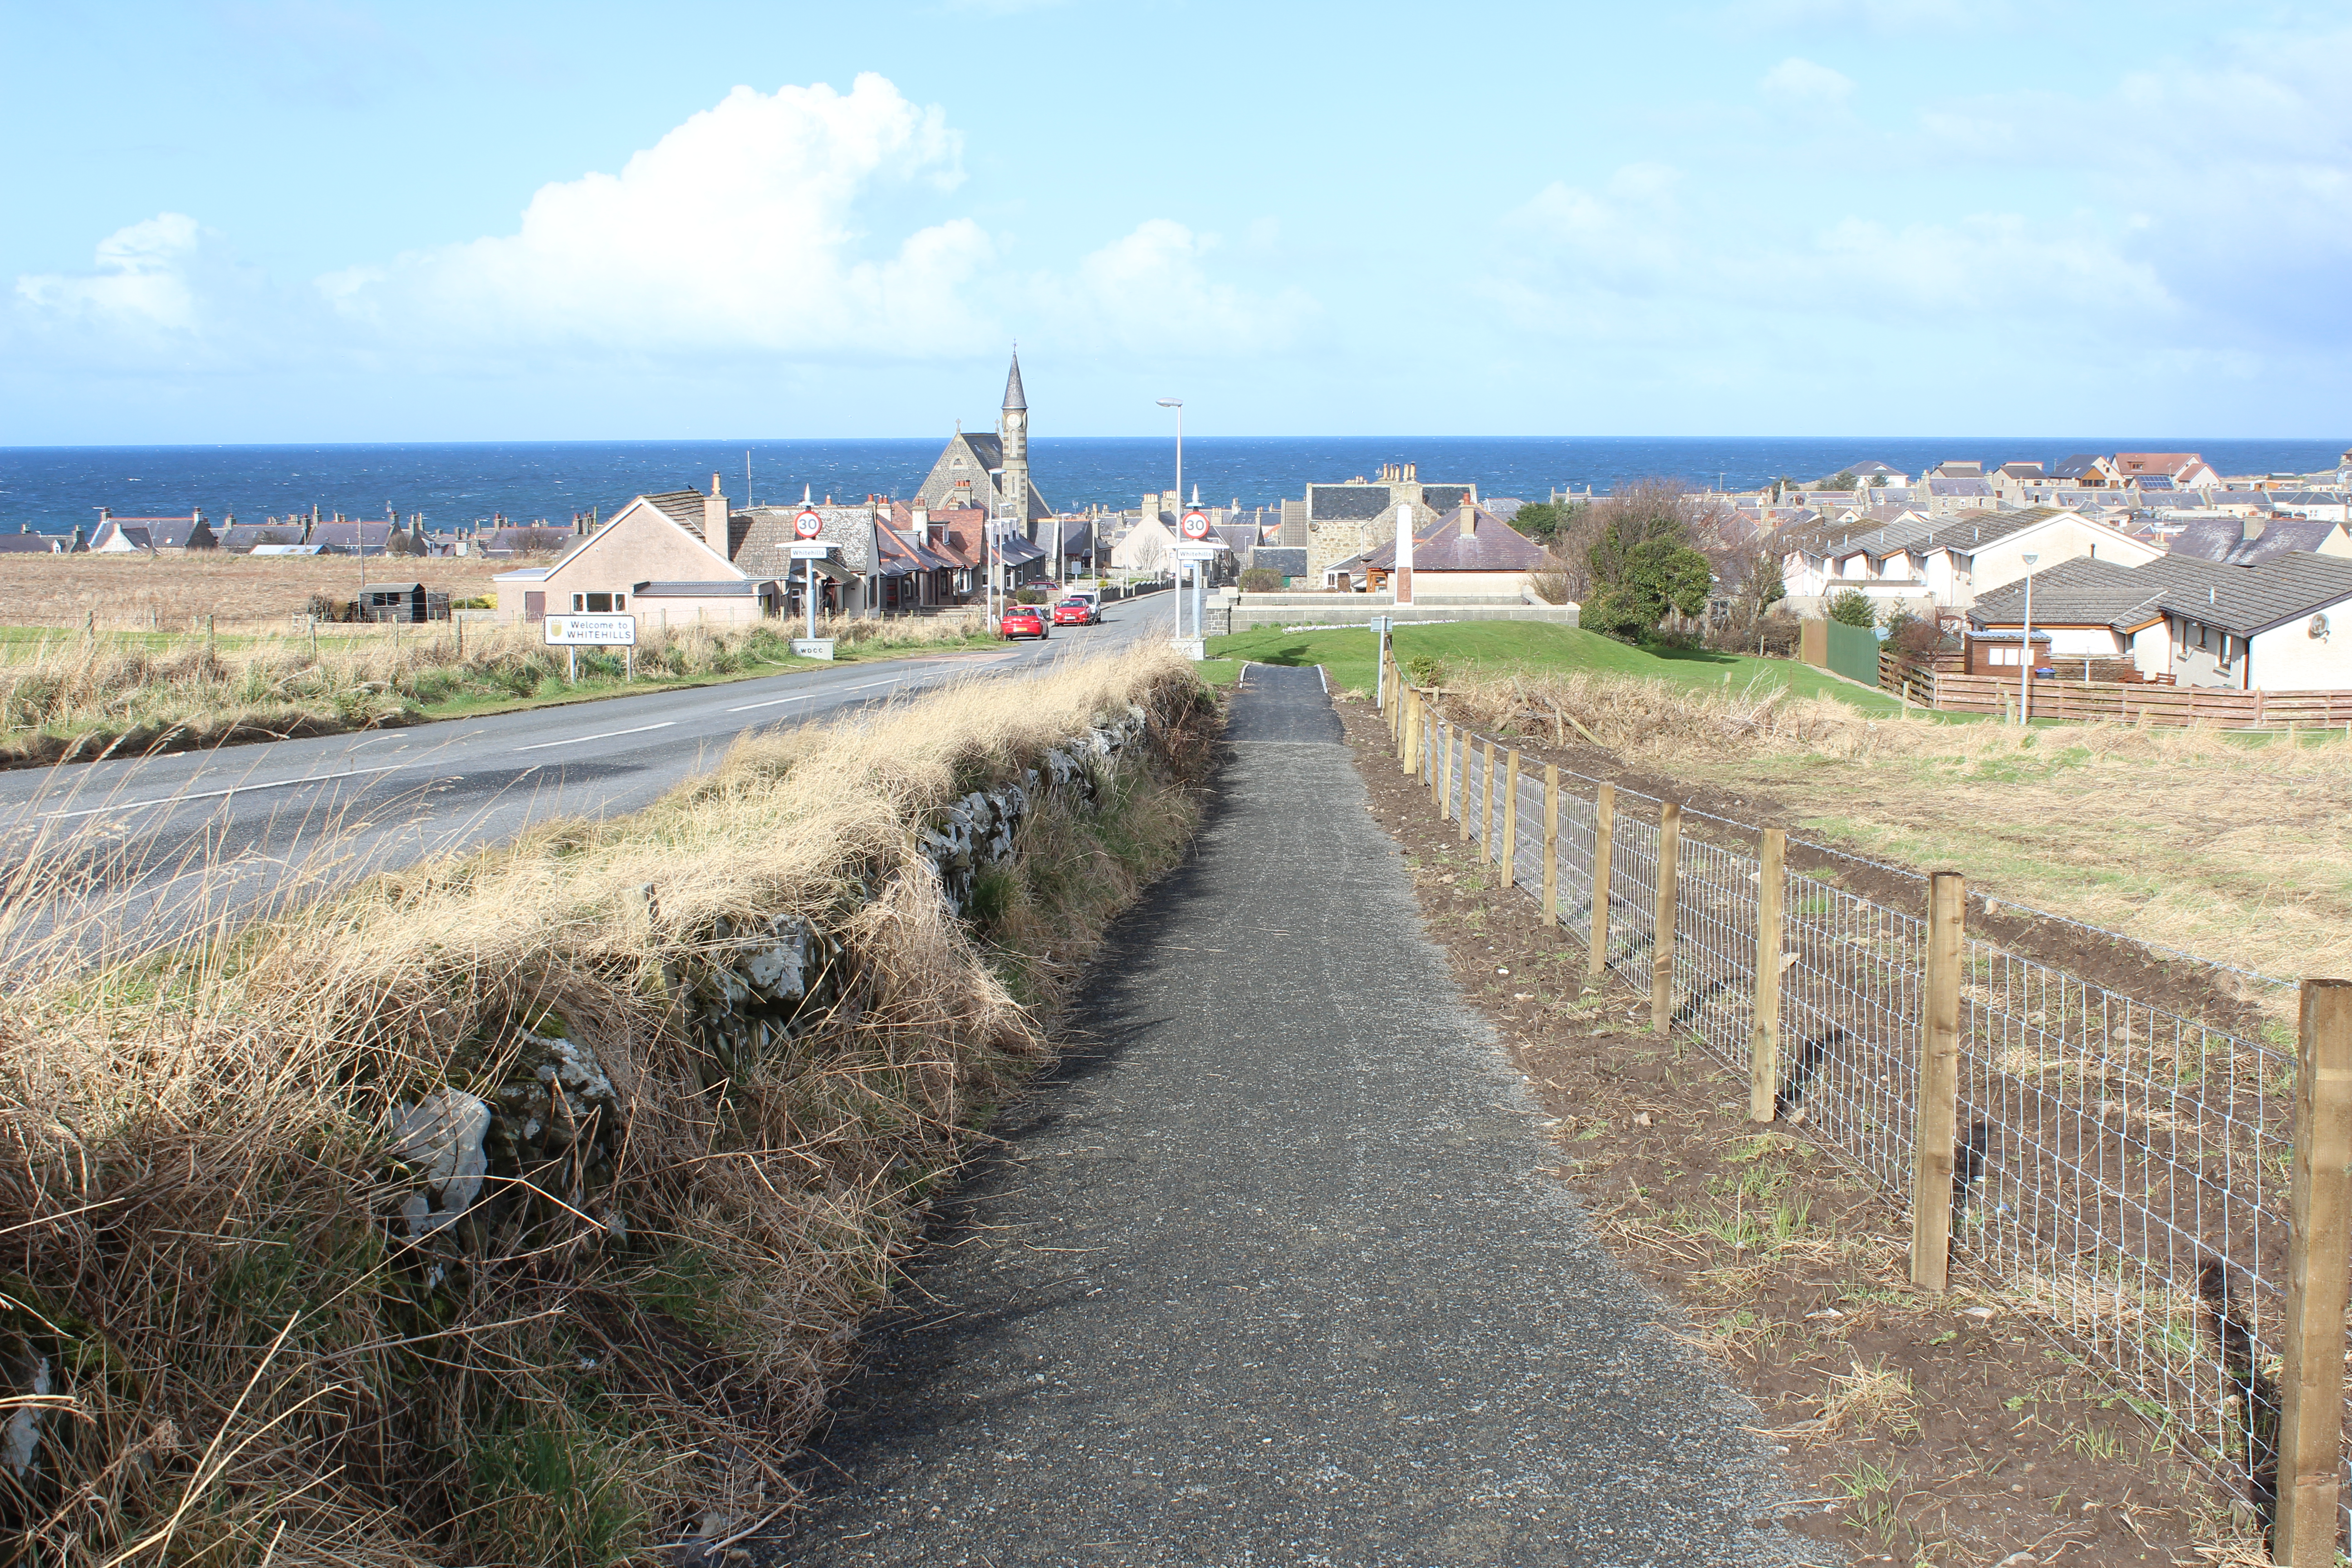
1823;618;1882;686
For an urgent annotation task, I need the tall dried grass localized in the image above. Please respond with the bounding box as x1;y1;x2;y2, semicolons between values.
0;612;994;767
0;647;1212;1566
1435;666;2352;980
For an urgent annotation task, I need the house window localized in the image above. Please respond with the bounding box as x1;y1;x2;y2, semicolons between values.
1989;646;2021;666
614;594;626;611
583;593;615;612
572;593;584;611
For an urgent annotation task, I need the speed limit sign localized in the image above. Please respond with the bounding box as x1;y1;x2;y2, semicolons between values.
1181;508;1210;540
794;508;823;539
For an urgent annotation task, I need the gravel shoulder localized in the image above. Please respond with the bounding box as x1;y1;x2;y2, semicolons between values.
768;663;1820;1567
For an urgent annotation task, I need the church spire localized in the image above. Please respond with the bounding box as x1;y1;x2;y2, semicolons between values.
1002;345;1027;413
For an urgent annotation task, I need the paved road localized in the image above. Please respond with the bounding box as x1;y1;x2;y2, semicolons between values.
0;593;1171;956
769;663;1814;1568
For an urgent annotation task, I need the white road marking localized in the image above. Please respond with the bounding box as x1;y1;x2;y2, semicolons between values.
725;677;901;713
29;764;406;821
512;721;676;752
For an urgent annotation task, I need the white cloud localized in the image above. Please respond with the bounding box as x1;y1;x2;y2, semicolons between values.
1759;56;1854;105
1044;219;1316;356
8;73;1308;387
325;73;988;360
1488;169;2173;346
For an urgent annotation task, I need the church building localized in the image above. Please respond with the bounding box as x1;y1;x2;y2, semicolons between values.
912;351;1054;540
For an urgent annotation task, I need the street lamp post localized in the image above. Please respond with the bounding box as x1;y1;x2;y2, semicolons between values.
2019;551;2039;725
1157;398;1185;638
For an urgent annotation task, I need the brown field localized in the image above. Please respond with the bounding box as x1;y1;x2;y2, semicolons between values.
0;550;516;629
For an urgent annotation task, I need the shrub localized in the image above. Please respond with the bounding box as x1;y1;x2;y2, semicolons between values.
1238;568;1284;593
1827;590;1877;628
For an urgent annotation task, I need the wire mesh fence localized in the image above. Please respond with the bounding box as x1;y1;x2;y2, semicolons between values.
1396;689;2324;1539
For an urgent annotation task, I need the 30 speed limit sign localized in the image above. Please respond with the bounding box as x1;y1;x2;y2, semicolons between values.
1181;509;1210;540
795;508;823;539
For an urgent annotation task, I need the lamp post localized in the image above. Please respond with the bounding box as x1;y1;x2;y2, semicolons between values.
1157;397;1186;638
2019;551;2039;725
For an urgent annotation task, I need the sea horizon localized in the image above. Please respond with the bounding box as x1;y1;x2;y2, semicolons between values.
2;435;2341;536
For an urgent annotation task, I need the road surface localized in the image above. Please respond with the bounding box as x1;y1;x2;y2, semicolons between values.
0;593;1173;958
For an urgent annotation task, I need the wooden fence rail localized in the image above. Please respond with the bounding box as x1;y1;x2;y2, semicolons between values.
1901;666;2352;729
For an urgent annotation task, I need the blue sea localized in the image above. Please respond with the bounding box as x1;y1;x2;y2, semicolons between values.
0;437;2340;534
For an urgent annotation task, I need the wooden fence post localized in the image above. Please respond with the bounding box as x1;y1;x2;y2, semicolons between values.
1650;804;1681;1031
1589;784;1616;982
1400;687;1416;774
1477;739;1495;854
1910;871;1965;1290
1501;749;1521;887
2276;977;2352;1565
1438;725;1453;816
1541;764;1560;925
1749;828;1787;1122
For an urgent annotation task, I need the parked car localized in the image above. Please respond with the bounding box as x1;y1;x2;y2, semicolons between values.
1052;598;1100;627
999;605;1049;640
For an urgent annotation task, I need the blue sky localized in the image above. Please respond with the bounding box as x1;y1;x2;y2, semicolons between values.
4;0;2347;442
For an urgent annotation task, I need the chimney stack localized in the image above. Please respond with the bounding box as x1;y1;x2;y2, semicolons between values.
703;473;727;542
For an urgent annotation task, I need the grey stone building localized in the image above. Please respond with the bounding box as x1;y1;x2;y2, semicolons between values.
1297;462;1476;583
911;352;1053;539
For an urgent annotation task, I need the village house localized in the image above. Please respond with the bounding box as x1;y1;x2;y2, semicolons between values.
1966;550;2352;690
1299;463;1477;584
2114;452;2221;489
89;509;215;553
1348;501;1545;597
495;479;783;627
2162;515;2352;568
1779;506;2165;617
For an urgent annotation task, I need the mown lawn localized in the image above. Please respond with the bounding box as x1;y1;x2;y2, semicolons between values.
1204;621;1911;714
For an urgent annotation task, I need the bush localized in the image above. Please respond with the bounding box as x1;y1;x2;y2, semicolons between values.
1238;568;1284;593
1827;590;1877;628
451;595;494;610
1014;588;1049;605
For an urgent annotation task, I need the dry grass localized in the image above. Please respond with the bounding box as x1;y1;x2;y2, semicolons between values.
0;647;1213;1566
0;611;995;767
1441;667;2352;983
0;552;513;631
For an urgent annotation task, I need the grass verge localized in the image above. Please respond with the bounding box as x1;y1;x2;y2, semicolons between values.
0;647;1217;1566
0;613;1009;768
1206;620;1910;713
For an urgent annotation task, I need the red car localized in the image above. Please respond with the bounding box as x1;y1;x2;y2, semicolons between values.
999;605;1049;639
1051;598;1100;627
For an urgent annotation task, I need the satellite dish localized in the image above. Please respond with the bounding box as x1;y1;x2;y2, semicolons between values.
2310;613;2330;639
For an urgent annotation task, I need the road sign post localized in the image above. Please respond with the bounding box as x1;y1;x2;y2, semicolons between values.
544;612;637;686
789;536;837;659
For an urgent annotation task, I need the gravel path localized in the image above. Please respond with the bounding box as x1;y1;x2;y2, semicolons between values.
770;663;1820;1567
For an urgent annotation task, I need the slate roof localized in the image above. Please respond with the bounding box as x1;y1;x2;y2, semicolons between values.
2166;517;2343;567
0;533;62;554
1248;547;1307;576
1308;485;1392;522
2268;490;2349;509
1808;506;2080;564
1421;485;1473;513
1928;477;1994;497
1001;351;1027;412
733;505;877;576
2051;455;2110;481
221;523;309;551
2156;551;2352;636
1362;505;1544;572
643;489;711;542
1969;555;2227;631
